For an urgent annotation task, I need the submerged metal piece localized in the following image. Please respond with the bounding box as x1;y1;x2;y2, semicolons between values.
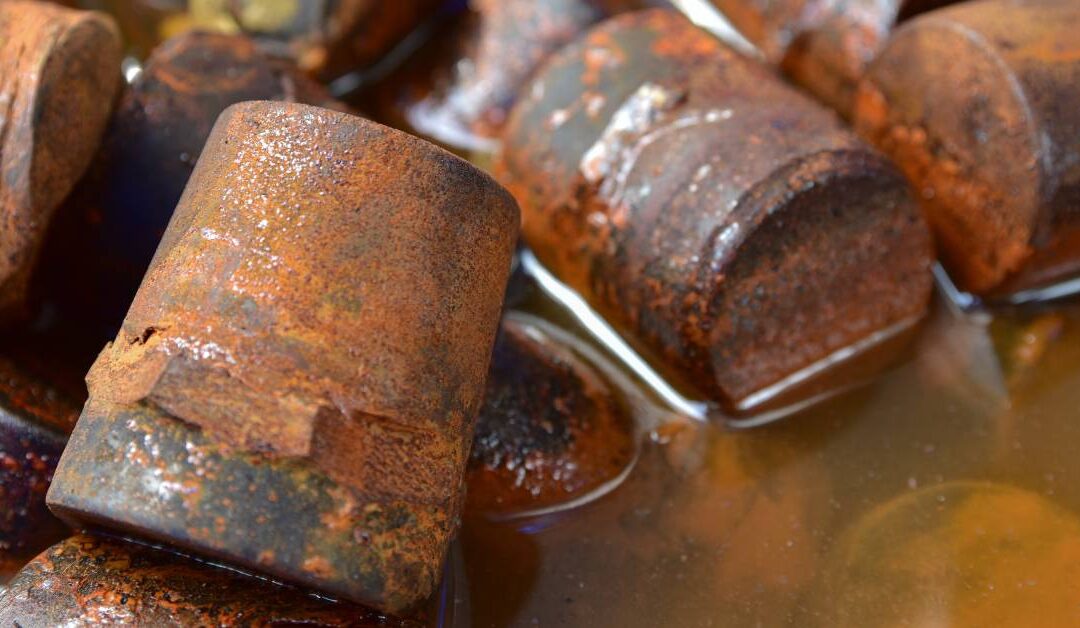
498;9;933;417
33;31;347;361
0;359;78;577
376;0;644;153
0;1;121;318
47;101;519;612
855;0;1080;299
709;0;951;117
468;313;636;517
0;535;423;626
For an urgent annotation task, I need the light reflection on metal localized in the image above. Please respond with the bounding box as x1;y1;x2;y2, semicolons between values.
519;249;712;423
669;0;762;59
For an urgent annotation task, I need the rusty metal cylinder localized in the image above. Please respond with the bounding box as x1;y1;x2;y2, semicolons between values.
710;0;951;117
0;535;424;626
0;1;121;317
47;101;519;612
854;0;1080;298
499;9;933;415
377;0;644;152
468;313;635;517
34;31;347;359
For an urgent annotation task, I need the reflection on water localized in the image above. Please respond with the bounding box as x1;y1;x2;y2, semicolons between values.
454;277;1080;626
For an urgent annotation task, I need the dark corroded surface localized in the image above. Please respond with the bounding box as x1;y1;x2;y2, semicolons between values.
855;0;1080;297
498;9;933;414
0;358;78;577
0;1;121;318
710;0;952;117
32;31;347;365
47;101;519;612
375;0;644;152
0;535;422;626
468;313;635;516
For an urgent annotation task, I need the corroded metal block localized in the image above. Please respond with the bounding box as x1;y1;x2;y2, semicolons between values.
0;534;424;626
376;0;643;152
33;31;348;357
855;0;1080;298
47;101;519;612
0;359;78;577
498;9;933;417
468;313;635;516
0;1;121;317
709;0;952;117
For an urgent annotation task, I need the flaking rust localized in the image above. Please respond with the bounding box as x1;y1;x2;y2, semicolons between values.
0;1;121;318
855;0;1080;298
33;31;348;361
0;358;78;576
47;101;519;612
468;313;635;517
0;535;423;626
375;0;645;152
709;0;952;117
498;9;933;416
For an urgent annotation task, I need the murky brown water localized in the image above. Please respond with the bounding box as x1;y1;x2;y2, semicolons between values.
451;272;1080;627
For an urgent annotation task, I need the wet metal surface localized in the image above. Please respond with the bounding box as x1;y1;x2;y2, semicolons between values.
498;9;933;416
0;534;423;626
0;1;121;318
468;312;636;517
374;0;643;153
47;101;519;612
855;0;1080;298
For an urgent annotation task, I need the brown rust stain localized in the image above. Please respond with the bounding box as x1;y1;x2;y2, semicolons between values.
0;1;121;318
0;534;423;626
499;9;932;412
48;101;519;612
855;0;1080;296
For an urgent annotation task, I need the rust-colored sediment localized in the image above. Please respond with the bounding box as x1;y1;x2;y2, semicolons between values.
0;1;121;317
855;0;1080;296
498;9;932;412
0;534;423;626
468;314;635;516
47;101;519;612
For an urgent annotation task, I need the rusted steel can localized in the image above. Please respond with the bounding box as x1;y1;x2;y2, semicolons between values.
375;0;645;153
0;1;121;318
855;0;1080;298
468;313;636;517
47;101;519;612
0;535;426;626
498;9;933;417
32;32;347;364
709;0;951;117
0;358;78;577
